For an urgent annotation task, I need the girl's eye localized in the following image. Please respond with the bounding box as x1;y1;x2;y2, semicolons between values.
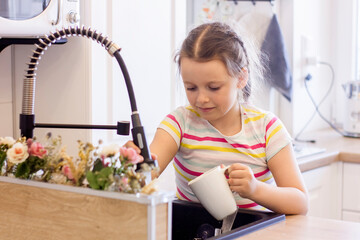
186;87;196;91
209;86;220;91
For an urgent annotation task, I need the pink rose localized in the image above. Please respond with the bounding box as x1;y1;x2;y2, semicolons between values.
26;138;33;149
62;165;74;180
29;142;47;158
119;147;143;164
6;142;29;164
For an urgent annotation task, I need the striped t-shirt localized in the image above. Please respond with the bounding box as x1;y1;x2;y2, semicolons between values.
158;104;292;211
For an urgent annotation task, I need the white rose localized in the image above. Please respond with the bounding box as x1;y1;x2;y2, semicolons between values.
7;142;29;164
0;136;16;147
100;143;119;157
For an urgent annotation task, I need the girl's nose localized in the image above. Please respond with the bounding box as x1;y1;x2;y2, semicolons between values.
197;91;209;103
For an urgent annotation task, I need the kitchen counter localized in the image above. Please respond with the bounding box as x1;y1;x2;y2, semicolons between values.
239;128;360;239
240;214;360;240
295;128;360;172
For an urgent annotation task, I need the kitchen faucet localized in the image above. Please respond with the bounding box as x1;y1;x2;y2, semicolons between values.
19;26;158;173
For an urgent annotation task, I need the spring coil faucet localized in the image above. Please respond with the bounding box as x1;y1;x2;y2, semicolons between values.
20;25;158;171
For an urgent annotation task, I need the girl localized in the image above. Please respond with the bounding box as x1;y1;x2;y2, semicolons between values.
130;22;308;215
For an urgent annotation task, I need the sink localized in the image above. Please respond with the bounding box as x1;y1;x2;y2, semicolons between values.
172;200;285;239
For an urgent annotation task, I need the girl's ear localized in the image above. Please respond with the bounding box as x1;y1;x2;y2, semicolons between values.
237;68;249;89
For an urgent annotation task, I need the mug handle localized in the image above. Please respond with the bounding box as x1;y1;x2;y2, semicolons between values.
220;165;230;174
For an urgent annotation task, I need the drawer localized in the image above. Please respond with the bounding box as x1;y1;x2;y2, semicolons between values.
342;210;360;223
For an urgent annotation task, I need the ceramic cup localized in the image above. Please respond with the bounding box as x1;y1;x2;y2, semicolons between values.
188;165;237;220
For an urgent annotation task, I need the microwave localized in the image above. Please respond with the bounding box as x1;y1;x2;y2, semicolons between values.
0;0;80;38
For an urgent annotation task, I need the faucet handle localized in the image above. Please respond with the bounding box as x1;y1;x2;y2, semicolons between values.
117;121;130;135
132;125;158;167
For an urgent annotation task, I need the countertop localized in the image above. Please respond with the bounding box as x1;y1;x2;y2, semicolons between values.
240;128;360;239
295;128;360;172
240;214;360;240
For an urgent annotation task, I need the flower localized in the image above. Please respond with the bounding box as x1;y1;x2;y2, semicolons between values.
0;134;156;195
119;146;143;164
0;136;16;147
6;142;29;164
62;165;74;180
100;143;119;158
29;142;47;158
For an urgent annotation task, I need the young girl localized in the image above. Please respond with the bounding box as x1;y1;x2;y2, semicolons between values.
129;22;308;215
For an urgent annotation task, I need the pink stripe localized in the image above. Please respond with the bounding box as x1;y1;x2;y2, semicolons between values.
237;202;259;208
183;133;265;150
174;157;202;176
266;117;277;132
254;168;270;178
265;117;277;144
167;114;183;140
231;143;266;150
177;187;192;201
183;133;227;143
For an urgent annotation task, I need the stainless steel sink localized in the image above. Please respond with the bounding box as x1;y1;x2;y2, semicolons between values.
172;200;285;239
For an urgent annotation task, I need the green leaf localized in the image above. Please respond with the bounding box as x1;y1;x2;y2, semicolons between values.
86;171;100;189
26;156;46;174
92;158;103;172
100;166;113;176
15;162;30;179
0;151;6;170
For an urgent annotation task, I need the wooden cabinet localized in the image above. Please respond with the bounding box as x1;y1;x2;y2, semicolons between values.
342;162;360;222
301;162;342;220
0;176;173;240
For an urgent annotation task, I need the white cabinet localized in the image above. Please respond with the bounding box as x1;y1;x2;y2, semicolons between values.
342;211;360;222
342;162;360;222
302;162;342;220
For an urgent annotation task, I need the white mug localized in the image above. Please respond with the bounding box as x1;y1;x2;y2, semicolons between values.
188;165;237;220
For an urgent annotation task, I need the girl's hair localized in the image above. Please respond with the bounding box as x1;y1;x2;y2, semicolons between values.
175;22;264;102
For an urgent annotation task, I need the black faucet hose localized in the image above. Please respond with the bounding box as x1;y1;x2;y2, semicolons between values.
21;25;157;168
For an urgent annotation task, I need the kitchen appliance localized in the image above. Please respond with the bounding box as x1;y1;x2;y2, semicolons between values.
0;0;80;38
342;81;360;137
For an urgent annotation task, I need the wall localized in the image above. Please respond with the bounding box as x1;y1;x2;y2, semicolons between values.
289;0;337;138
0;0;187;158
0;0;356;147
0;46;13;137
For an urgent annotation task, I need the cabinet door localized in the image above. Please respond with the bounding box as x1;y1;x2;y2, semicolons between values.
343;163;360;212
342;210;360;222
302;162;342;219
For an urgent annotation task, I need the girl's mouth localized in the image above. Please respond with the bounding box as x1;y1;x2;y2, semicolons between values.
198;107;214;113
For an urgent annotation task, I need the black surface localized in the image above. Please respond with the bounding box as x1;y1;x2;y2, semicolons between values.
0;37;67;52
172;200;285;240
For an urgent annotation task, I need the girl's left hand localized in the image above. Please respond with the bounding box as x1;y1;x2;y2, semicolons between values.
227;163;259;199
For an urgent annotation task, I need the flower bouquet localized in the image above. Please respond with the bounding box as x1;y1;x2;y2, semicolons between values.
0;133;157;194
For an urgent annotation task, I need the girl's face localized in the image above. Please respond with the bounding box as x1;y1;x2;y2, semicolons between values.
181;57;247;126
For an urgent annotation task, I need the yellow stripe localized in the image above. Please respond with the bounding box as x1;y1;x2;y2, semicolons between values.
243;107;262;114
181;143;266;158
260;175;273;182
244;114;265;124
161;120;181;139
186;106;200;117
266;125;282;145
173;162;191;181
176;192;182;200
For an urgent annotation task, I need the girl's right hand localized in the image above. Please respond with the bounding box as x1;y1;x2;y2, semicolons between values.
123;140;141;154
123;140;158;161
